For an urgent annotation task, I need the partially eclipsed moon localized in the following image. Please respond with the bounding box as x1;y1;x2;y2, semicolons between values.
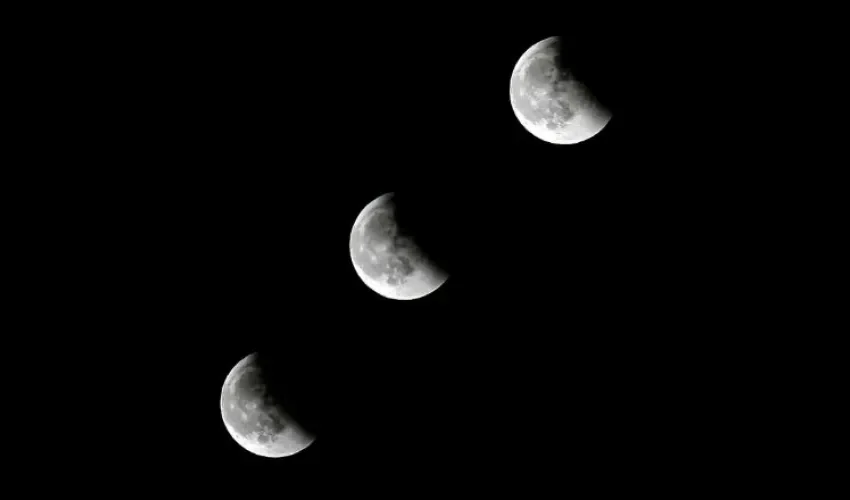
510;36;611;145
349;193;448;300
220;354;315;458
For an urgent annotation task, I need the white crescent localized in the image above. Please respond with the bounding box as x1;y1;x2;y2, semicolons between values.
349;193;447;300
510;36;611;145
220;354;315;458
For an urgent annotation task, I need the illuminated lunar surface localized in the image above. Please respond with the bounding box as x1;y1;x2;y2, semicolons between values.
220;354;315;458
510;36;611;144
349;193;448;300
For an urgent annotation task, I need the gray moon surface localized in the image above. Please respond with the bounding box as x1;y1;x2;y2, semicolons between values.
220;353;315;458
510;36;611;144
349;193;448;300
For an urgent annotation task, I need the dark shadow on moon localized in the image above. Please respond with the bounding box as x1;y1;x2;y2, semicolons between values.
548;35;618;112
250;351;322;438
390;190;458;278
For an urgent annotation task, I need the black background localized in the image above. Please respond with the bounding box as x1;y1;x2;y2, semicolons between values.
12;5;784;493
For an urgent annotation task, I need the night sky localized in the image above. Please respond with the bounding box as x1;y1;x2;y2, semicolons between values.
27;7;747;492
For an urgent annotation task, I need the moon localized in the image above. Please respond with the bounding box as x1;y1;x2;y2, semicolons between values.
510;36;611;144
349;192;449;300
220;353;315;458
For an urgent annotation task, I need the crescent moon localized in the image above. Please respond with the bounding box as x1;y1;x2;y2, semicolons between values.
349;193;448;300
510;36;611;145
220;354;315;458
